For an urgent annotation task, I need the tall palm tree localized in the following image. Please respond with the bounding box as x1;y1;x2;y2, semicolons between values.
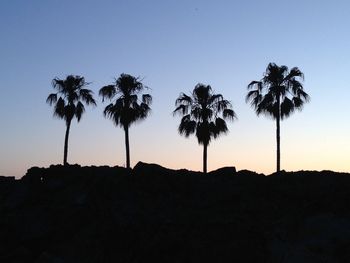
246;63;310;172
99;73;152;169
46;75;96;165
174;84;236;173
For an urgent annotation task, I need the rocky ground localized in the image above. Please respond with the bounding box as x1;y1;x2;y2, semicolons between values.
1;162;350;262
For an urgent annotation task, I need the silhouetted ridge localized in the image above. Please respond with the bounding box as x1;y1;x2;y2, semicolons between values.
0;175;15;182
1;164;350;262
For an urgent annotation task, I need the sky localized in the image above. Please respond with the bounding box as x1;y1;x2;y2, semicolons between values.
1;0;350;177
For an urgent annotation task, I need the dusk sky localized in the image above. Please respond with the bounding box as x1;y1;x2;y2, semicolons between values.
1;0;350;177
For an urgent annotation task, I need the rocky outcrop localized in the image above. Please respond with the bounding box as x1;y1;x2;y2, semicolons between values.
1;163;350;262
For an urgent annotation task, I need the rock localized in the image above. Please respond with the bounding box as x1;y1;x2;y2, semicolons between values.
208;166;236;176
0;176;16;182
133;161;174;176
236;169;264;177
2;165;350;262
36;252;65;263
286;214;350;263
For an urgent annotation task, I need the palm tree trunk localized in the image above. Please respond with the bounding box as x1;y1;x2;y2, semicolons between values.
124;126;130;169
276;97;281;173
63;120;71;166
203;144;208;174
276;116;281;172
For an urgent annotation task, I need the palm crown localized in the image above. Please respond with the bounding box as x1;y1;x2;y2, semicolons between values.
47;75;96;123
246;63;309;119
174;84;236;173
46;75;96;165
99;74;152;128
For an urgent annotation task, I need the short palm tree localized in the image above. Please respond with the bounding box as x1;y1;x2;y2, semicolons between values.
246;63;310;172
174;84;236;173
99;73;152;169
46;75;96;165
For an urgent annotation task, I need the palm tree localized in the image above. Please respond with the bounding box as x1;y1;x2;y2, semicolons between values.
173;84;236;173
99;73;152;169
46;75;96;165
246;63;310;172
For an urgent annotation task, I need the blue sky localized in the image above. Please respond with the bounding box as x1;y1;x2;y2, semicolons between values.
1;0;350;177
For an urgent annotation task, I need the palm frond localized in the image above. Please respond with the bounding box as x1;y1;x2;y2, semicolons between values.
52;78;65;92
142;94;152;105
288;79;304;95
215;99;231;112
280;97;295;119
64;75;85;91
138;103;151;119
115;97;124;108
75;101;85;122
193;84;211;103
203;108;214;121
258;101;279;119
286;67;304;81
251;93;263;109
103;103;116;119
196;122;211;145
208;94;223;105
247;81;262;91
279;65;289;75
173;105;189;116
53;97;66;119
264;63;287;85
246;89;260;103
117;74;145;95
268;85;283;97
64;104;76;122
67;92;79;104
129;94;138;105
223;109;237;120
99;85;116;102
256;93;274;116
175;93;192;106
213;117;228;137
178;115;196;137
292;96;304;108
46;93;57;105
80;89;97;105
191;105;202;120
297;89;310;102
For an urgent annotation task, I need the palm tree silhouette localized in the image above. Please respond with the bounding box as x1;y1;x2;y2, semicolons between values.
246;63;310;172
174;84;236;173
46;75;96;165
99;74;152;169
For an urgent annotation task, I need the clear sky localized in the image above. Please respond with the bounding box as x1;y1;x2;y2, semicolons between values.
1;0;350;177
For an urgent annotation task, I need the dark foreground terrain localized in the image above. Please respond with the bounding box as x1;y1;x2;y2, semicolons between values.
1;163;350;263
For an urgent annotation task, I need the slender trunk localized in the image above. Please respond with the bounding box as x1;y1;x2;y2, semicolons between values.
63;120;71;166
203;143;208;174
276;96;281;173
124;125;130;169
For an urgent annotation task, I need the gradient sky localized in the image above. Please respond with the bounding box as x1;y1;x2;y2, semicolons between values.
1;0;350;177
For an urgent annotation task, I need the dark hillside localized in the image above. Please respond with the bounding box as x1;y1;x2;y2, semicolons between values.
1;163;350;262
